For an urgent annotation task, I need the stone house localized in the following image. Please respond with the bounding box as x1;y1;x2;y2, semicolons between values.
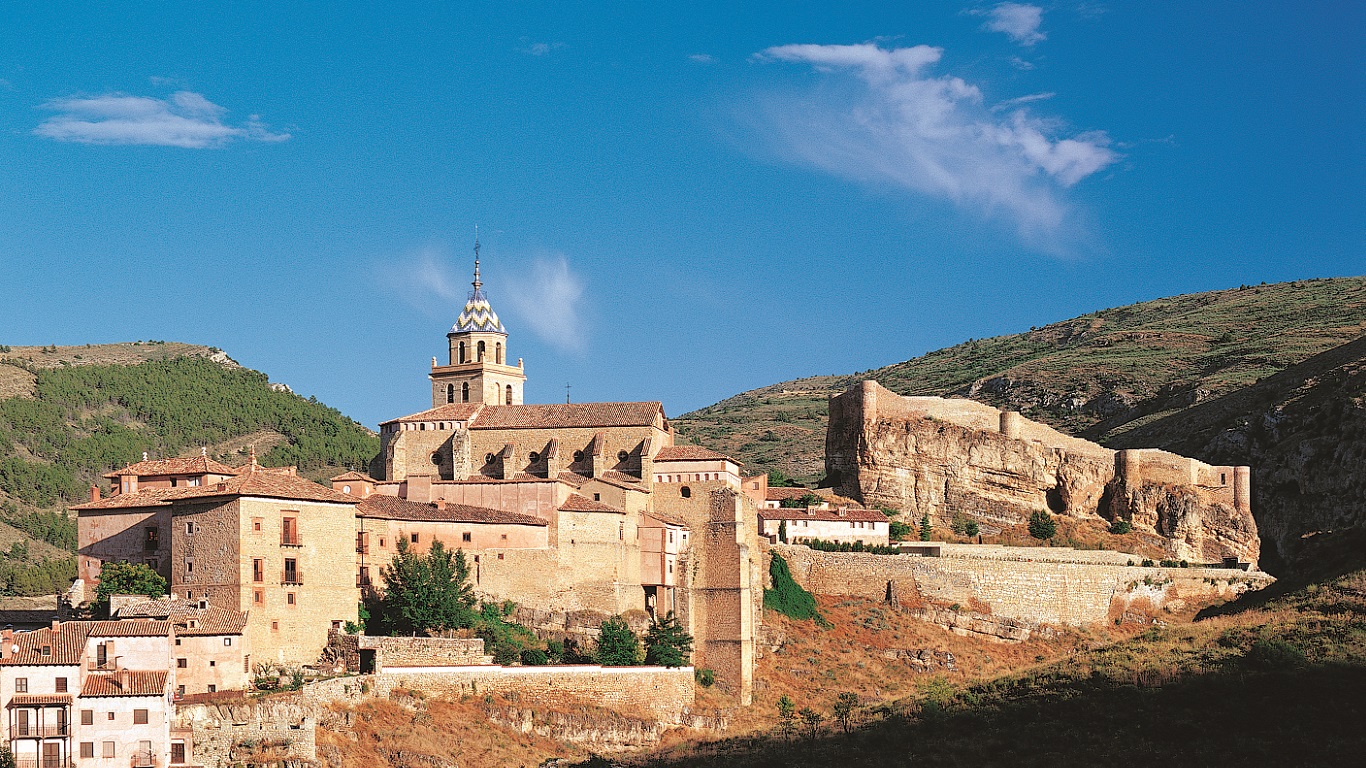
758;506;891;546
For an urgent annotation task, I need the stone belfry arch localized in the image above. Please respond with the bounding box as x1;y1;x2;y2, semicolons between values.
429;235;527;407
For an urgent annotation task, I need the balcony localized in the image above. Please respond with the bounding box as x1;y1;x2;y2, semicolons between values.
282;569;303;585
280;533;303;547
15;759;74;768
131;749;157;768
12;723;70;737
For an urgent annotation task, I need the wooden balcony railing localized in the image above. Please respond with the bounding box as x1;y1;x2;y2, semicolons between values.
130;749;157;768
280;533;303;546
12;723;70;737
282;569;303;585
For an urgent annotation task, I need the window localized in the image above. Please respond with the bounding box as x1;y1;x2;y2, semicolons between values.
55;677;67;692
14;678;25;692
177;658;188;668
593;493;601;501
188;477;201;487
505;385;513;404
108;711;115;720
431;451;442;466
496;342;503;364
379;537;386;548
253;589;264;605
185;560;194;576
144;526;160;551
619;522;624;541
287;592;296;606
175;638;181;646
477;340;485;361
134;709;148;725
244;655;251;673
104;742;116;758
446;383;455;404
81;710;93;726
458;341;466;363
410;533;420;544
680;486;691;498
224;637;233;646
618;450;629;462
271;621;279;631
461;382;470;402
282;516;300;546
176;685;185;697
81;743;95;759
208;684;217;693
1221;473;1227;484
283;558;299;584
172;741;186;764
500;534;507;541
252;518;263;532
185;521;195;535
253;559;264;582
462;532;471;543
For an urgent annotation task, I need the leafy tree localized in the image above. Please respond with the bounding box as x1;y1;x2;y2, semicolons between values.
767;470;802;488
777;695;797;739
919;514;933;541
833;691;860;732
798;707;824;739
888;520;912;541
1029;510;1057;540
964;521;980;537
0;745;16;768
94;561;166;613
644;611;694;668
596;615;643;666
377;538;476;635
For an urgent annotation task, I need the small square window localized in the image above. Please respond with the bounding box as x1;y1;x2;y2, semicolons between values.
108;711;115;721
252;518;263;532
253;589;264;605
40;645;51;656
207;684;216;693
224;637;233;646
271;621;279;631
56;677;67;692
104;741;116;758
209;660;216;667
81;710;93;726
411;533;420;544
497;553;504;560
593;493;601;501
177;658;187;668
134;709;148;724
80;743;94;758
501;533;507;540
14;678;25;692
462;532;471;543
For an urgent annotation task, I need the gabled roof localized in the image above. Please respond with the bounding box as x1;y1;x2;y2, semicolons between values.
331;471;379;483
0;623;91;666
559;494;623;513
73;464;356;510
81;670;168;697
85;620;172;638
653;445;736;463
112;598;248;636
380;403;483;426
643;509;687;527
104;456;240;479
759;507;890;523
765;487;861;505
469;402;665;430
356;494;548;526
560;471;649;493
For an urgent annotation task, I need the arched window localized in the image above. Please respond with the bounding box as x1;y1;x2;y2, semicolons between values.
496;342;503;364
505;385;513;405
461;382;470;402
477;341;486;361
681;486;692;498
458;342;466;364
446;384;454;404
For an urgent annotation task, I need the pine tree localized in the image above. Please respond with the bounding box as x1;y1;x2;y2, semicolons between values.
644;611;694;668
919;513;933;541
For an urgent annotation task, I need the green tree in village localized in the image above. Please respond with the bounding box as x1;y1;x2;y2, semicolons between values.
643;611;694;668
377;537;477;635
1029;510;1057;540
94;561;166;614
919;514;933;541
596;615;643;666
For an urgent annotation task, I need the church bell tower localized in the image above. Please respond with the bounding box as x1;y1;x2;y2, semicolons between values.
429;237;527;407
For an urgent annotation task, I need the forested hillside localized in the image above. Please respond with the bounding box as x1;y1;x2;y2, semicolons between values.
0;343;379;595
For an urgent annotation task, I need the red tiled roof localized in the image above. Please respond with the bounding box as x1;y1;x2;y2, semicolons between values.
0;623;91;666
764;487;860;505
653;445;736;463
759;507;889;523
469;402;665;430
111;599;248;636
595;471;649;491
559;494;622;513
444;475;563;485
331;471;378;483
6;694;73;707
380;403;483;426
642;509;687;527
85;620;172;638
104;456;240;479
357;494;548;526
81;670;168;697
73;465;356;510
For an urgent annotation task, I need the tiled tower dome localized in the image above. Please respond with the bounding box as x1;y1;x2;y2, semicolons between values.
452;246;505;334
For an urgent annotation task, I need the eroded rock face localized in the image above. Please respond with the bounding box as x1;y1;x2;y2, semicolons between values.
827;382;1260;566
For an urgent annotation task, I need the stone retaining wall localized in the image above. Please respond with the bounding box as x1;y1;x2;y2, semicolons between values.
774;544;1272;626
176;700;316;768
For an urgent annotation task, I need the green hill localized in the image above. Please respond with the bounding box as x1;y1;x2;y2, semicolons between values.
0;342;379;595
675;276;1366;485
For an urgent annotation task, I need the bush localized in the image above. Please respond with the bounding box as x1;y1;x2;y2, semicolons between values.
889;520;913;541
93;561;166;613
964;521;979;537
1247;638;1306;669
919;514;933;541
1028;510;1056;540
520;648;549;666
764;553;830;627
1109;519;1133;535
644;611;694;668
596;615;643;666
695;668;715;687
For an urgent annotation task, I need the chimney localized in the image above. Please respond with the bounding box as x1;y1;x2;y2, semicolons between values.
117;666;129;690
434;499;447;511
90;485;101;502
51;618;61;632
1;627;13;659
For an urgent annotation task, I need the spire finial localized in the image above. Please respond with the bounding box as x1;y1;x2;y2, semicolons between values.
472;225;482;291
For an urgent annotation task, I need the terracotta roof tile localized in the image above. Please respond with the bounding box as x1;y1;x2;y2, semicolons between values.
759;507;889;523
469;402;664;430
559;494;622;513
105;456;240;479
380;403;483;426
596;471;649;491
642;509;687;527
85;620;172;638
357;494;548;526
112;599;248;636
0;623;91;666
74;465;355;510
81;670;168;697
331;471;378;483
6;694;73;707
765;487;860;506
653;445;736;463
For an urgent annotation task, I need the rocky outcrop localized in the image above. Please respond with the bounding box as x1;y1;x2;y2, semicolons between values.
826;381;1260;566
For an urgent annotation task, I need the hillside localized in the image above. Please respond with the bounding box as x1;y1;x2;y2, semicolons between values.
0;342;379;595
607;567;1366;767
675;276;1366;485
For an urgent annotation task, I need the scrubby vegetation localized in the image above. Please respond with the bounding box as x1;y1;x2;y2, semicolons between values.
763;553;829;627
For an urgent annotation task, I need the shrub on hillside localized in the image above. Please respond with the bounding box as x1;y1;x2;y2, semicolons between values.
94;561;165;613
1109;519;1133;535
1028;510;1057;540
764;553;831;627
596;615;643;666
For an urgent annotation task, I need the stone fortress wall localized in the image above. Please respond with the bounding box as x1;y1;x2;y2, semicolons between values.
773;544;1272;627
826;381;1260;565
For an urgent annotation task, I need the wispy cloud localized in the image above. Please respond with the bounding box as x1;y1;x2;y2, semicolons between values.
520;40;566;56
992;91;1056;111
34;91;289;148
977;3;1046;46
688;54;716;64
390;246;588;354
753;43;1118;244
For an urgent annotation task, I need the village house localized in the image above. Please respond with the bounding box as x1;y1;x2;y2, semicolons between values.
758;505;891;546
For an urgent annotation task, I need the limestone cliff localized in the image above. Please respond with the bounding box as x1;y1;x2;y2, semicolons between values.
826;381;1260;566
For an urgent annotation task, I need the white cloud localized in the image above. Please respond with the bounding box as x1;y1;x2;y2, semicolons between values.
34;91;289;148
991;91;1056;111
520;41;566;56
981;3;1046;46
391;247;588;354
754;42;1118;242
688;54;716;64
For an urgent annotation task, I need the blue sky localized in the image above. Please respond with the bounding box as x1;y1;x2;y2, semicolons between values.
1;1;1361;429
